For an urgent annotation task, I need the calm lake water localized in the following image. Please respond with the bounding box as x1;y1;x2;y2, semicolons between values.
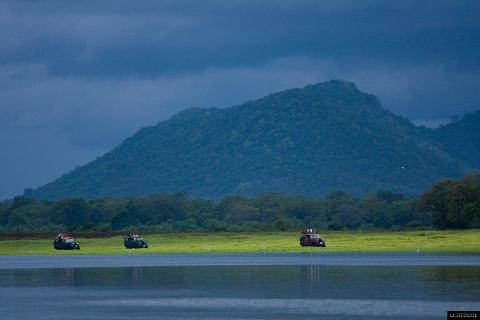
1;253;479;319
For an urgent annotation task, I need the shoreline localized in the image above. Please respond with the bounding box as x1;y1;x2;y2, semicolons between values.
1;252;480;269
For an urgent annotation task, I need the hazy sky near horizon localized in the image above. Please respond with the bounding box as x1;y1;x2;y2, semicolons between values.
1;0;480;199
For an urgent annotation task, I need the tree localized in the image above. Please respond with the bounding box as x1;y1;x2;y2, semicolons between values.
418;179;453;229
375;191;404;203
332;204;368;229
418;173;480;229
0;202;10;226
50;198;92;229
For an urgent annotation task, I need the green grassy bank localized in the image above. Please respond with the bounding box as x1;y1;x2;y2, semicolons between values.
0;230;479;256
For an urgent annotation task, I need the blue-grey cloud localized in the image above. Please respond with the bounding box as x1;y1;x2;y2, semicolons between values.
2;1;480;77
1;0;480;199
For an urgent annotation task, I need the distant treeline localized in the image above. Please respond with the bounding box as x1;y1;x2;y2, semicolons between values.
1;174;479;233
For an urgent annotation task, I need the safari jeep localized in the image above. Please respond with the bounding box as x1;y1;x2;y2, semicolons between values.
53;233;80;250
300;228;326;247
124;233;149;249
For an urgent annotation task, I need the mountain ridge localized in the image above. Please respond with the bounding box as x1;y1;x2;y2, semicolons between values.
26;80;476;200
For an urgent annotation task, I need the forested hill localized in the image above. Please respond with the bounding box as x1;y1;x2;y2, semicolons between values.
428;110;480;169
26;80;472;200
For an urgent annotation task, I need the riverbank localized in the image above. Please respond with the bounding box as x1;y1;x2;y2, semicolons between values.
0;230;478;255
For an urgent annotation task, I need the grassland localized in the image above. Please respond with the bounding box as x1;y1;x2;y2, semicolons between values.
0;230;479;256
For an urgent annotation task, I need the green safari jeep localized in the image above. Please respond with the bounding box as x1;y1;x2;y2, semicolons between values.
124;233;149;249
53;233;80;250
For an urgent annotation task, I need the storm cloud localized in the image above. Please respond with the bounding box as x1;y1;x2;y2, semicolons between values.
1;0;480;199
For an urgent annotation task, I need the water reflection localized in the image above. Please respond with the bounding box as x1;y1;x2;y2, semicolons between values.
0;265;479;319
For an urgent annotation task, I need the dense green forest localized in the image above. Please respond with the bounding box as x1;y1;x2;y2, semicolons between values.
418;173;480;229
427;110;480;169
27;80;477;200
3;174;479;233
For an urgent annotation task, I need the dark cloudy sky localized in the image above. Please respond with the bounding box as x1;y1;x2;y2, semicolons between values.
1;0;480;199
